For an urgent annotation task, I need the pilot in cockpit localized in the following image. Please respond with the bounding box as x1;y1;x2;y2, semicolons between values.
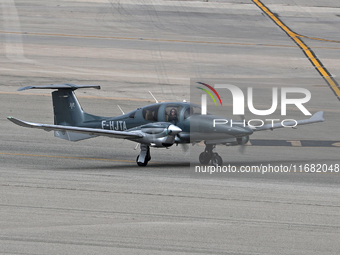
168;108;178;123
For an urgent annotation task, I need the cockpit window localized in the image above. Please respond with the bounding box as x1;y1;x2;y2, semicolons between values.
142;105;160;121
184;106;202;119
165;105;183;124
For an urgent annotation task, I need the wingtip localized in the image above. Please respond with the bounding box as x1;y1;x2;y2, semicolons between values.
7;116;18;122
310;111;325;122
17;86;31;91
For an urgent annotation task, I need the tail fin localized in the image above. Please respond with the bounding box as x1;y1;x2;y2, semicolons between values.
18;84;102;141
52;89;85;126
18;84;101;126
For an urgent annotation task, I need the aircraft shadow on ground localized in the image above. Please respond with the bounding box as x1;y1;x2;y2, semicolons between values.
54;162;191;171
52;157;339;171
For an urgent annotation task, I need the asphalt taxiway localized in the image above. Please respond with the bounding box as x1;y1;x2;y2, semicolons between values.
0;0;339;254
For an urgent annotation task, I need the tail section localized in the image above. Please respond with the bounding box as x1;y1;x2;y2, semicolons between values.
18;84;103;141
52;89;85;126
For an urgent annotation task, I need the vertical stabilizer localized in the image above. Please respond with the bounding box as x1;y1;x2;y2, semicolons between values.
52;89;84;126
16;84;102;141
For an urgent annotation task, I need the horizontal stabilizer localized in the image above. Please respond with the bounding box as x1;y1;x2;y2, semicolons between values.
7;117;144;140
18;84;100;91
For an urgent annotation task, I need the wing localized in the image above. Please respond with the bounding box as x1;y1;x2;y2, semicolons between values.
253;111;325;131
7;117;143;140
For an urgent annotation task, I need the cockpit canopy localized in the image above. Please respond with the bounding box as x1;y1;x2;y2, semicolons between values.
141;103;204;123
142;105;160;121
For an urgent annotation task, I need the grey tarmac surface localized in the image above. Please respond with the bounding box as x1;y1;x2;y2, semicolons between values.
0;0;339;254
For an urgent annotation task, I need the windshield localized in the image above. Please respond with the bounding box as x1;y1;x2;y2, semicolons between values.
184;105;202;119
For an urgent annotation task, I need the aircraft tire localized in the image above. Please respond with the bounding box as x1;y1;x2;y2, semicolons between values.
211;154;223;167
199;152;211;165
136;156;148;167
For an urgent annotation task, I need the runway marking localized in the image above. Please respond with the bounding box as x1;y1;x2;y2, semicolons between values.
287;140;302;147
0;152;131;163
252;0;340;101
194;139;340;148
0;152;136;163
0;152;181;165
0;91;154;102
2;90;340;115
249;139;340;148
0;30;339;50
0;0;26;61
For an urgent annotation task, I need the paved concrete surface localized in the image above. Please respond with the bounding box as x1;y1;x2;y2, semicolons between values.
0;0;339;254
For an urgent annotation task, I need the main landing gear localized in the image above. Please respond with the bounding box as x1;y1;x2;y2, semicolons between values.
199;144;223;167
136;144;151;167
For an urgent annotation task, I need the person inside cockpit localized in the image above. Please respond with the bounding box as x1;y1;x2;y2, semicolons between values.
168;108;178;123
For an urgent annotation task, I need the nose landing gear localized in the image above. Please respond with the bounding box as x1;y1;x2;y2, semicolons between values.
136;144;151;167
199;144;223;167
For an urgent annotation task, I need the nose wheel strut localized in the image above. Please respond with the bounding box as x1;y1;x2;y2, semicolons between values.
199;144;223;167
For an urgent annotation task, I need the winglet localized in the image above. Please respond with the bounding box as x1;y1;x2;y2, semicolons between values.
253;111;325;132
7;116;39;128
309;111;324;122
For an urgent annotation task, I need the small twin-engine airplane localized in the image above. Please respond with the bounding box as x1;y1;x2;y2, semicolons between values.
8;84;325;167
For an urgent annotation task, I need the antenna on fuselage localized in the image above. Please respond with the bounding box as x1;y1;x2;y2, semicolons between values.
117;105;125;114
149;91;159;103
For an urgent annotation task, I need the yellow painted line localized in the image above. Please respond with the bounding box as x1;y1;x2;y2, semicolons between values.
0;152;164;165
252;0;340;100
77;95;153;102
0;152;182;166
1;30;339;50
0;152;134;163
313;46;340;50
300;35;340;44
325;77;340;95
0;30;318;49
0;91;155;102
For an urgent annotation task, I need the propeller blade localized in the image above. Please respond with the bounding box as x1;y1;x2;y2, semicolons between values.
180;143;190;156
238;143;246;154
237;136;249;154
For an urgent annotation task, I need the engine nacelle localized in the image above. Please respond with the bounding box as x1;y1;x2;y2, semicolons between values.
133;122;182;147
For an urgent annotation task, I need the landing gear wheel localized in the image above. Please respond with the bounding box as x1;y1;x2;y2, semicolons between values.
199;152;211;165
211;154;223;167
136;145;151;167
136;155;148;167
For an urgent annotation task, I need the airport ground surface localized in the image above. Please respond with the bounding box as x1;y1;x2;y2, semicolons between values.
0;0;339;254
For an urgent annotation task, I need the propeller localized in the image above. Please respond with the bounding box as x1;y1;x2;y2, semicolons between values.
238;142;246;154
176;133;190;155
238;115;247;154
180;143;190;155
